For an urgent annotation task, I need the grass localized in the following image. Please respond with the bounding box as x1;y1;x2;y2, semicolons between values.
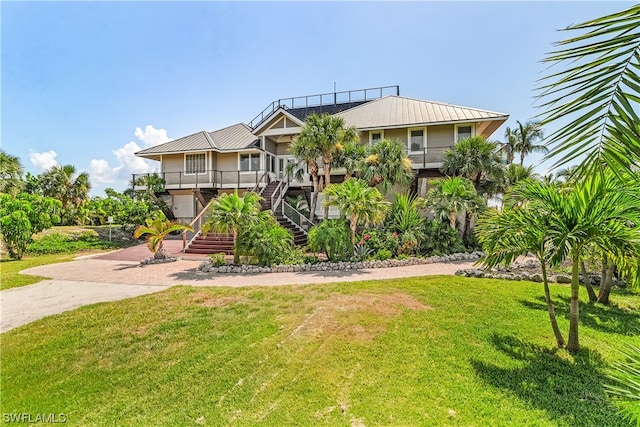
2;276;638;426
0;253;77;290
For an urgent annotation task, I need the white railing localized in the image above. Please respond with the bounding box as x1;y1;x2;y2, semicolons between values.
281;201;316;232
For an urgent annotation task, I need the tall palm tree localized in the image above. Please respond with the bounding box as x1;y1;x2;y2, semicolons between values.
538;4;640;177
426;176;480;231
505;164;539;188
288;135;322;221
501;126;519;165
476;196;565;348
201;190;267;264
41;164;91;210
323;178;390;248
134;215;193;259
505;121;546;167
0;149;24;196
512;176;640;352
359;138;414;194
441;136;505;201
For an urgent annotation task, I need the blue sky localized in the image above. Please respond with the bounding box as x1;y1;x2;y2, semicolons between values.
2;1;634;196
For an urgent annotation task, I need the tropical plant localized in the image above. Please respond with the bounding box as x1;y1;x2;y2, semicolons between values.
323;179;390;248
504;121;546;167
0;193;62;259
236;217;293;266
420;219;465;256
307;219;351;261
386;192;426;239
510;176;640;352
501;126;519;165
40;165;91;211
426;176;480;231
505;164;539;188
441;136;505;200
333;140;366;179
359;138;414;194
606;343;640;426
288;134;322;221
201;190;267;264
476;200;565;348
537;4;640;177
133;213;193;259
0;150;24;196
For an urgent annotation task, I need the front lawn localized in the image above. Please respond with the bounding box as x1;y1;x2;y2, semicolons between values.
0;254;77;290
2;277;638;426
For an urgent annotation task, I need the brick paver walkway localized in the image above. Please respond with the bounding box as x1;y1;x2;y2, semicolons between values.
1;242;474;332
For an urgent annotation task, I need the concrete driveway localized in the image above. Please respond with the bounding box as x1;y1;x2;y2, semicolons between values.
1;243;474;333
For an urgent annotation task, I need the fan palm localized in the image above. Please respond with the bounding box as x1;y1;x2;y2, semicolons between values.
511;176;640;352
0;150;24;196
537;4;640;177
201;190;267;264
333;140;365;179
41;164;91;210
426;176;480;231
323;178;390;248
359;138;414;194
288;135;321;221
441;136;505;200
134;215;193;258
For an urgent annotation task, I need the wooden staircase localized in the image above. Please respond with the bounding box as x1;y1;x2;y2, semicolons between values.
184;232;234;255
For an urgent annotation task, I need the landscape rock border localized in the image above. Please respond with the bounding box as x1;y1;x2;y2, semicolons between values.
198;251;484;275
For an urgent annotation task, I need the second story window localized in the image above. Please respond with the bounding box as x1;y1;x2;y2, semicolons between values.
409;128;426;152
185;153;206;174
240;153;260;171
456;125;473;142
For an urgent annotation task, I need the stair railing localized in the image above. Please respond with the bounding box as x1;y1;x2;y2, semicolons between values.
270;180;288;212
182;197;216;250
281;200;316;233
252;170;270;194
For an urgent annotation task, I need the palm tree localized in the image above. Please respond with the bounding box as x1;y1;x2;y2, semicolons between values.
288;135;321;221
323;178;390;248
0;149;24;196
505;121;546;167
426;176;480;232
501;126;519;165
41;164;91;211
505;164;539;188
511;176;640;352
537;4;640;176
333;140;365;179
293;113;359;219
441;136;505;201
606;343;640;426
476;196;565;348
134;215;193;259
359;138;414;194
201;190;268;264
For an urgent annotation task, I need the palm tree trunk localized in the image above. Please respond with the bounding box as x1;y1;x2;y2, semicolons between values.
581;260;597;302
597;260;614;305
323;160;331;220
541;260;565;347
567;254;581;353
463;211;472;246
349;215;357;251
309;173;319;222
520;151;525;167
449;212;457;230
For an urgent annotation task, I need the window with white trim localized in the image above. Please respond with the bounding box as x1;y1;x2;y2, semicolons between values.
456;125;473;142
185;153;206;174
409;128;426;152
369;130;384;144
239;153;260;171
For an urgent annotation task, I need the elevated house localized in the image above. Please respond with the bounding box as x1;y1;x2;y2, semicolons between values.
134;85;508;253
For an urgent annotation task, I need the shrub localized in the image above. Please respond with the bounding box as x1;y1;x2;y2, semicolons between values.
208;252;227;267
236;217;293;266
307;220;351;261
26;231;114;254
420;219;465;256
360;228;399;257
373;249;392;261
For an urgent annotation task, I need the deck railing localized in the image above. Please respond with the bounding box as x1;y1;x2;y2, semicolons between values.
133;169;269;191
281;201;316;232
248;85;400;130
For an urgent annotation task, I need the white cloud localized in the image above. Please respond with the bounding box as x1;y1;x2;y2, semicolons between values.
29;150;59;171
135;125;172;148
89;125;170;192
89;159;116;183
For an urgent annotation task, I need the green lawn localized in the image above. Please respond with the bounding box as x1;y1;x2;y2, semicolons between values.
2;277;638;426
0;254;77;290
